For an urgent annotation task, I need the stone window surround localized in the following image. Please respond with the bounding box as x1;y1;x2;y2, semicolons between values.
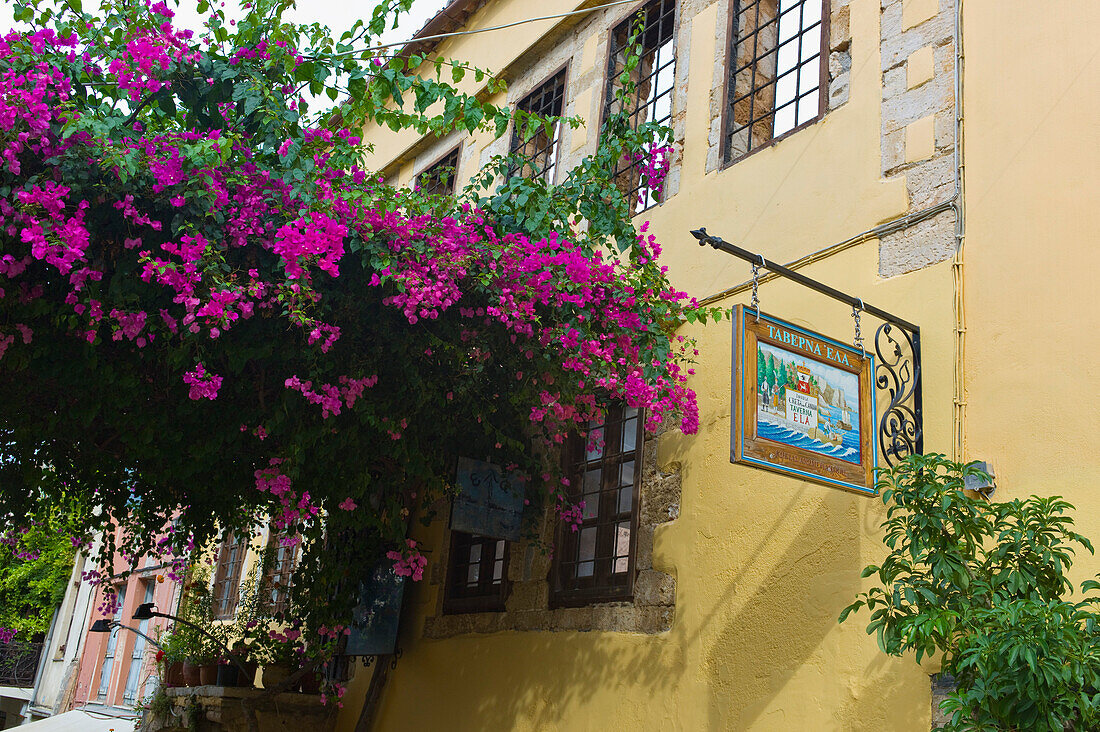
467;0;691;212
600;0;680;214
718;0;830;166
414;142;464;196
707;0;853;174
423;422;680;638
507;62;571;184
877;0;958;278
403;0;854;203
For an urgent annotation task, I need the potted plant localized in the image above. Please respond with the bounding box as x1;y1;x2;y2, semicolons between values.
196;636;221;687
157;630;186;687
253;626;304;689
215;658;239;687
174;564;215;686
219;640;257;687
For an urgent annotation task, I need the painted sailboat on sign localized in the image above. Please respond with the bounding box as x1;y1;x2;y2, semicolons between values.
756;341;861;465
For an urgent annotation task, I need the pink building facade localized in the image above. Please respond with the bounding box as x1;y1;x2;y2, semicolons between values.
70;549;181;711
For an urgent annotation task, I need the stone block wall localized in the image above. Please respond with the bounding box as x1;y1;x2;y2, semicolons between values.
878;0;958;277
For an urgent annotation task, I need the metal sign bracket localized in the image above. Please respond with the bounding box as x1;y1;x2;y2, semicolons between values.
692;227;923;466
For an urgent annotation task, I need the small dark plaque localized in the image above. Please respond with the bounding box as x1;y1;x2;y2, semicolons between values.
450;457;523;541
344;560;406;656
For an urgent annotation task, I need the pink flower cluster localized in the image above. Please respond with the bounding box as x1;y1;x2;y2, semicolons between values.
558;499;584;532
630;144;674;205
254;460;322;532
182;362;223;400
387;539;427;581
273;212;347;281
0;627;17;643
284;374;378;418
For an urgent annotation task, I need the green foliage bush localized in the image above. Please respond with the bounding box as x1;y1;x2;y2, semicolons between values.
841;454;1100;731
0;515;75;638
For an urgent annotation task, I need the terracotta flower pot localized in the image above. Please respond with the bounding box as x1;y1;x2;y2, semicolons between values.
165;661;184;687
181;661;201;687
199;662;219;686
215;664;238;687
261;663;291;689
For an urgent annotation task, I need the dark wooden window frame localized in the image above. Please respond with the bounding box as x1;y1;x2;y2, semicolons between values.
211;531;246;619
262;531;298;615
507;63;571;183
443;531;511;615
416;143;463;196
599;0;680;216
550;404;644;608
719;0;830;169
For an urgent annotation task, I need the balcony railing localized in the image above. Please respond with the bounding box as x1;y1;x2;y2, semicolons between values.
0;641;43;687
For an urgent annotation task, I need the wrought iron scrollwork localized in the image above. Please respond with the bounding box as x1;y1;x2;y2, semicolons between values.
875;323;924;467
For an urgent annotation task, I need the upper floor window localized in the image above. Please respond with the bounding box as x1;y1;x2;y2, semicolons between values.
262;532;298;615
551;404;643;607
443;531;509;614
508;68;568;182
603;0;677;213
417;146;461;196
211;531;246;619
723;0;826;164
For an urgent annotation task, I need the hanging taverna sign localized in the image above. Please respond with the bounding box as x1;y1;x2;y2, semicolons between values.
732;305;877;494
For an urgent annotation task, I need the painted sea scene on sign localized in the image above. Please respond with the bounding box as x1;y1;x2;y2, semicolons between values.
756;341;861;464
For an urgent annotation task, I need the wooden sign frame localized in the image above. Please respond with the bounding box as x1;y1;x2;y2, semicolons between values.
732;306;877;494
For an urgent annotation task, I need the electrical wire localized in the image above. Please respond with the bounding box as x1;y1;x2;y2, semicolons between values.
341;0;640;57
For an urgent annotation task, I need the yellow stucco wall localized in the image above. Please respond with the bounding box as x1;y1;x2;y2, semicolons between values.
962;1;1100;563
334;0;1099;729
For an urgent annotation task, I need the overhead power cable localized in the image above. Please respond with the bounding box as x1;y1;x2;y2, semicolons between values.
346;0;640;57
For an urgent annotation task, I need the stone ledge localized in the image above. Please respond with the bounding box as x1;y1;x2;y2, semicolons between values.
163;686;318;701
423;599;675;639
146;686;336;732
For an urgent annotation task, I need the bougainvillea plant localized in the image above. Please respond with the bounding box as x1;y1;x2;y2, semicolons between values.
0;0;719;674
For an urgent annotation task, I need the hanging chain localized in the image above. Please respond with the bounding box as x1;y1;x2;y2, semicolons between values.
852;302;865;357
750;261;762;322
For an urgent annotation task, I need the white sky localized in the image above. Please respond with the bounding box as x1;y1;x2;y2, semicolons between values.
0;0;444;48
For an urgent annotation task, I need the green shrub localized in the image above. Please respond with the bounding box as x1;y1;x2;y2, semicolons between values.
840;454;1100;731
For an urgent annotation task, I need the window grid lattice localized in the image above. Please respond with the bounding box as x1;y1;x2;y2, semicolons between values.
553;404;643;605
444;532;508;614
212;532;246;619
509;69;567;182
725;0;825;163
263;532;298;615
417;147;460;196
604;0;677;214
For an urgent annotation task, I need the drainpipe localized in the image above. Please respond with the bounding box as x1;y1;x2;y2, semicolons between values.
950;0;967;462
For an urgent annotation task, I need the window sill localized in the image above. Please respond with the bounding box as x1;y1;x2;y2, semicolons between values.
424;600;673;639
